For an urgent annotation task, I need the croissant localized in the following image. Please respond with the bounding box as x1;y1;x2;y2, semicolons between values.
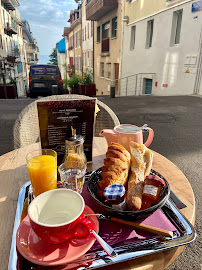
126;142;153;211
97;142;131;199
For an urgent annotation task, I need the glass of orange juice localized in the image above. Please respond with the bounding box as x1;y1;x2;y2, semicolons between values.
26;149;57;197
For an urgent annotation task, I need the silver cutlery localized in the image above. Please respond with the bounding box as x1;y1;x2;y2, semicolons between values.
92;230;117;257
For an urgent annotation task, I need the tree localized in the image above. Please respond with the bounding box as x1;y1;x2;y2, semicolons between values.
48;47;58;65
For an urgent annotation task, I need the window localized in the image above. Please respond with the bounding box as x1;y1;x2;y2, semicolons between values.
87;51;90;67
0;34;3;49
83;52;85;67
102;22;110;53
130;25;136;50
97;26;100;42
91;21;93;37
79;56;81;71
100;62;104;77
146;19;154;48
172;9;183;45
17;63;22;73
74;34;77;48
106;63;111;79
78;30;81;47
88;23;89;39
85;26;86;41
102;21;110;39
82;28;84;42
111;17;117;38
91;50;93;68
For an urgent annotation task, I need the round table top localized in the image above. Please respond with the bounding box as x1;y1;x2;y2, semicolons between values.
0;137;195;270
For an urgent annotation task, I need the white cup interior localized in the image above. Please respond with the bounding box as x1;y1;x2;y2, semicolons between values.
28;189;84;227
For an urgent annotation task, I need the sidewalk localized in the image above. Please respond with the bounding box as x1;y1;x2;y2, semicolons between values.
0;95;201;270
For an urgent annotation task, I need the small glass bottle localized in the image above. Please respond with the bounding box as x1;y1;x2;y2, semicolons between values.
64;127;87;166
141;175;165;209
103;184;126;211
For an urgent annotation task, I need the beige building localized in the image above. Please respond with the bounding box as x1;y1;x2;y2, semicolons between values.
125;0;186;23
68;5;82;76
86;0;123;95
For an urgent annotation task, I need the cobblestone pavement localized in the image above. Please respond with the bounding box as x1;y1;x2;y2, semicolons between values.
0;95;201;269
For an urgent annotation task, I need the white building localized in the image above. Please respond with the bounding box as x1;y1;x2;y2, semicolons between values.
22;20;39;69
56;37;66;80
121;0;202;96
82;0;93;75
63;27;71;78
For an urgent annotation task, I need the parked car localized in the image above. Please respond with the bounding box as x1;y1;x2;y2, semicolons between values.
29;64;64;98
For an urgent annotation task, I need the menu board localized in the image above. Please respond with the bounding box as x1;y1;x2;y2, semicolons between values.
37;99;96;165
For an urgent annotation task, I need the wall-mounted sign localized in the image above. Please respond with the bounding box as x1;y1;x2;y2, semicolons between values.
192;1;202;12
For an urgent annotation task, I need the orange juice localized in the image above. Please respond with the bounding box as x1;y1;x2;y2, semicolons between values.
27;155;57;197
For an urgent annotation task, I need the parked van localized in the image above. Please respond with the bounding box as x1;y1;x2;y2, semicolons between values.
29;64;64;98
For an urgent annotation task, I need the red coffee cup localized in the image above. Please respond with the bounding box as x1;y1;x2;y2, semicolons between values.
28;189;93;244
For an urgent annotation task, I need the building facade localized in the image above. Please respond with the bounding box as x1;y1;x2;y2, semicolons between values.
86;0;123;95
68;5;82;75
82;0;93;75
56;37;66;80
0;0;29;96
22;20;39;70
121;0;202;96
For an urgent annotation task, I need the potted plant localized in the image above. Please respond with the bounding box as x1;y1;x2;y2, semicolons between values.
65;68;81;94
0;78;17;99
78;70;96;97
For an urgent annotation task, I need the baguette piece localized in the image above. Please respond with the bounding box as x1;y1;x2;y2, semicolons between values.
97;142;131;199
126;142;153;211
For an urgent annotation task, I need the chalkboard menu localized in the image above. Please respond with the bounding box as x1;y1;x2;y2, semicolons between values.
37;99;96;165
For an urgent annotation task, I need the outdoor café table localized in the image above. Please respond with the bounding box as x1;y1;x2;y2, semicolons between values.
0;137;195;270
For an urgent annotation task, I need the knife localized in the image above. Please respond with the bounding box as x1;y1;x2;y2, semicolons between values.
86;214;173;238
169;190;187;209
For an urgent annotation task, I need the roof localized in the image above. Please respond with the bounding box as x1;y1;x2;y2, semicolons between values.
22;21;34;43
56;37;65;53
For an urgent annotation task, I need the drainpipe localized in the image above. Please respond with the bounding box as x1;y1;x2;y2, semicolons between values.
93;21;94;82
119;0;126;96
81;6;83;77
194;26;202;95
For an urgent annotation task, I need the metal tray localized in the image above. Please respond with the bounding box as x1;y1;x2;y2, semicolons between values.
9;177;196;270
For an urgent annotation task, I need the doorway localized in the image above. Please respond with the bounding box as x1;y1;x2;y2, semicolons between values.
143;78;152;94
114;63;119;91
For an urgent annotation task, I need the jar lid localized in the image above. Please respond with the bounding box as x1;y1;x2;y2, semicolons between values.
146;175;165;185
104;184;125;200
66;135;84;145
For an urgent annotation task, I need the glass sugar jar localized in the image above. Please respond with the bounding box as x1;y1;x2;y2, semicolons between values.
64;128;87;166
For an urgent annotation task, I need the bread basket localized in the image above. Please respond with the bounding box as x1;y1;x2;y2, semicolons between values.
87;168;170;220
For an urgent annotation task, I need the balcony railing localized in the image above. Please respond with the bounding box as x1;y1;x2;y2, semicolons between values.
11;9;22;25
4;21;17;34
86;0;118;21
70;17;81;30
101;38;109;53
7;47;20;58
1;0;19;10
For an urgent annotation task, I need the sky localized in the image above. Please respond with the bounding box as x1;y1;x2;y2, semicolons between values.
18;0;77;57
